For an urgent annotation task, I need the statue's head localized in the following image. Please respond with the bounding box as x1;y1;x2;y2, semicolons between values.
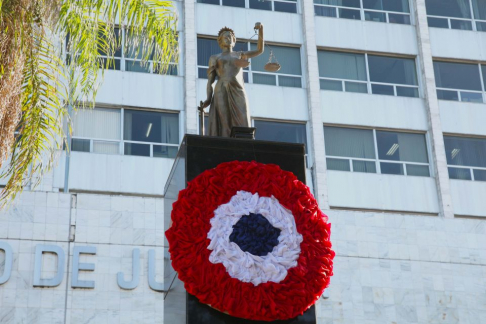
217;27;236;49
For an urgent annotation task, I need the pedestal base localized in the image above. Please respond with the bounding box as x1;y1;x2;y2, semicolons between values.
164;135;314;324
187;293;316;324
230;126;256;139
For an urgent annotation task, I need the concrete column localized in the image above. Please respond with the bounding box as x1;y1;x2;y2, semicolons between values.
413;0;454;218
300;0;330;209
183;0;199;135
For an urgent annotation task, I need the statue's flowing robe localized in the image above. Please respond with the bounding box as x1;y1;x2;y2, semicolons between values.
208;53;251;137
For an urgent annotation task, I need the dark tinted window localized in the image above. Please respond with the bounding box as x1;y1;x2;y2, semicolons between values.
317;51;367;81
363;0;410;12
368;55;418;85
425;0;471;18
444;136;486;168
250;44;302;75
376;131;428;163
314;0;360;7
324;127;375;159
472;0;486;20
434;61;482;91
123;110;179;144
255;120;307;151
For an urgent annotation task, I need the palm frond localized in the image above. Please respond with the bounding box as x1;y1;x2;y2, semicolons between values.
0;0;178;208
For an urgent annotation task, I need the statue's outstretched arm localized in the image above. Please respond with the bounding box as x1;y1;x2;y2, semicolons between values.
242;22;264;59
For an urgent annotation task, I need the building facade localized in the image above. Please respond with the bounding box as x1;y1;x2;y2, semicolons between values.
1;0;486;322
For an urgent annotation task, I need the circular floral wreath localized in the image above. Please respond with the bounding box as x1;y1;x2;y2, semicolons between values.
166;161;334;321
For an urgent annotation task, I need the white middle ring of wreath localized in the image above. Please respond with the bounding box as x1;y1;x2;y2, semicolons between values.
207;191;303;286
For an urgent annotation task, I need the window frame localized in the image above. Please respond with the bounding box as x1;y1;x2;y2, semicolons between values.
314;0;413;25
196;37;304;88
324;125;431;177
425;0;486;32
318;50;420;98
434;60;486;103
70;107;180;158
444;134;486;181
197;0;299;14
91;28;178;75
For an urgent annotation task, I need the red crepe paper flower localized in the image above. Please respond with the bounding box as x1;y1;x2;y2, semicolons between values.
166;161;334;321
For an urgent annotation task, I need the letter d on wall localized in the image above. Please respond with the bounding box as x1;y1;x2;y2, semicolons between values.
33;245;65;287
0;242;13;285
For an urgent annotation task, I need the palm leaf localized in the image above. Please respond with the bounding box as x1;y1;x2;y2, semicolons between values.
0;0;178;208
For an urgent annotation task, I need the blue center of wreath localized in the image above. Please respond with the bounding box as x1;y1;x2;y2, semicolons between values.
229;213;281;256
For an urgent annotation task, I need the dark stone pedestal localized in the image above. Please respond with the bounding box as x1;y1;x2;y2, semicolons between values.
164;135;315;324
187;293;316;324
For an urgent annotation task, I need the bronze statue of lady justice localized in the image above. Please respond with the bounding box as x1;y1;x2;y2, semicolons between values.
199;23;264;137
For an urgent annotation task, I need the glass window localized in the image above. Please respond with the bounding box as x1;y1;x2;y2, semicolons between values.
274;1;298;13
353;160;377;173
198;0;220;4
380;162;404;175
444;136;486;168
124;110;179;145
250;44;302;76
428;17;449;28
72;139;90;152
249;0;272;10
318;51;367;81
481;64;486;86
425;0;471;18
73;108;121;140
317;51;419;97
368;55;418;86
223;0;245;7
93;27;177;74
472;0;486;20
448;167;472;180
339;8;361;19
315;6;337;16
376;131;429;163
327;158;351;171
254;120;307;151
365;11;387;22
197;38;223;67
197;38;301;87
434;61;482;91
363;0;410;13
314;0;360;8
324;126;430;177
71;108;179;158
314;0;410;24
324;127;375;159
372;84;394;95
389;13;411;24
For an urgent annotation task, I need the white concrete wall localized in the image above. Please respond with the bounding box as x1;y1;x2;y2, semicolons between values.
327;171;440;214
196;4;303;44
0;192;165;324
430;28;486;61
65;152;173;196
439;101;486;137
2;194;486;323
96;72;184;111
450;180;486;217
315;17;418;55
321;91;429;131
319;209;486;324
196;79;309;121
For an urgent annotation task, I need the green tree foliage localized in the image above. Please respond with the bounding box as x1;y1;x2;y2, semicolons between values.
0;0;178;207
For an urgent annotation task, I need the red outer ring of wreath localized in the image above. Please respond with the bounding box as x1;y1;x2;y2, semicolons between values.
166;161;334;321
